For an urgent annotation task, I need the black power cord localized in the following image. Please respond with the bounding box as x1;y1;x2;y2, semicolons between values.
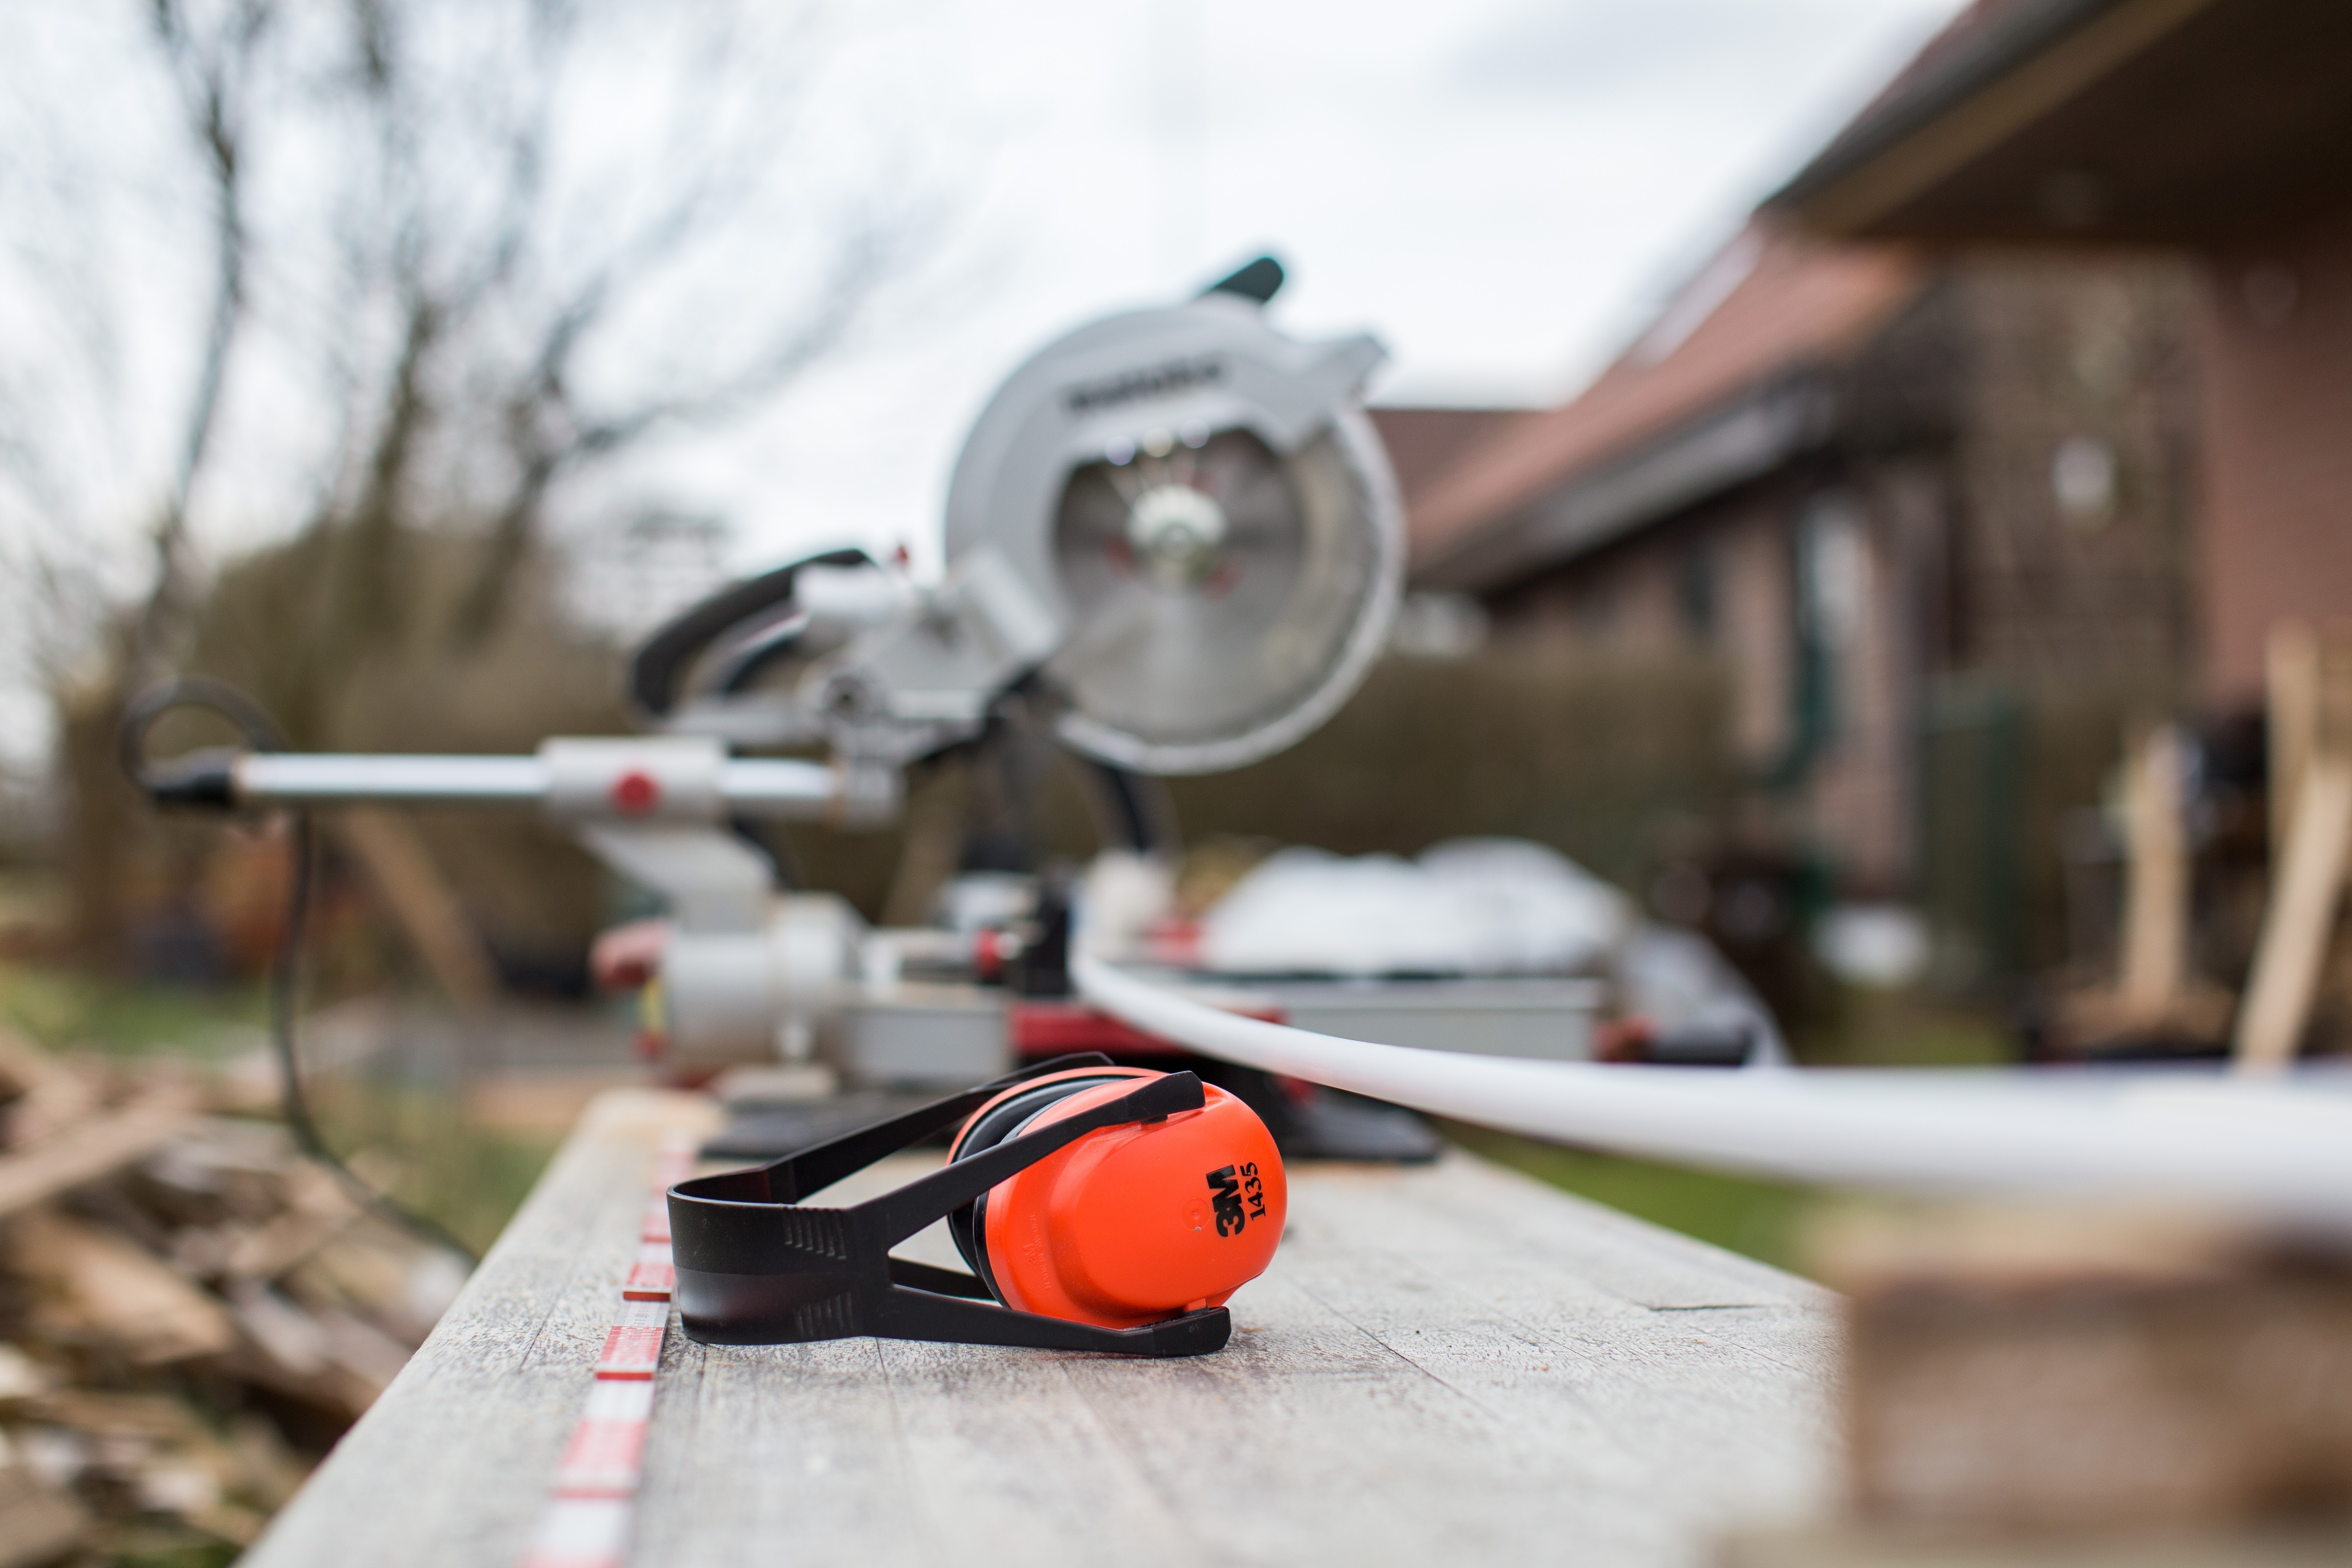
121;680;478;1267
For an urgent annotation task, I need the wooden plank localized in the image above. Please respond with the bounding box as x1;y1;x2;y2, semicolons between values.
2238;621;2352;1072
0;1086;199;1219
1824;1206;2352;1533
1725;1519;2352;1567
0;1464;91;1568
246;1090;1834;1568
2233;758;2352;1072
0;1024;80;1105
2118;722;2188;1014
8;1209;238;1364
2266;620;2319;880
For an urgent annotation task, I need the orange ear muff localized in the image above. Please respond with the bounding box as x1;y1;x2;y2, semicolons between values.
946;1066;1286;1329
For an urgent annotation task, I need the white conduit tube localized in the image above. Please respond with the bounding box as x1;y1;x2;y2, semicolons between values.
1073;953;2352;1228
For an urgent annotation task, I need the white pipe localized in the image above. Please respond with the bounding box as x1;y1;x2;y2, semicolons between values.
713;758;841;815
233;752;836;816
1073;953;2352;1228
237;753;550;804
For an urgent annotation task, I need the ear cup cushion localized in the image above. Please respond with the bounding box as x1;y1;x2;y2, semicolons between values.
945;1069;1150;1299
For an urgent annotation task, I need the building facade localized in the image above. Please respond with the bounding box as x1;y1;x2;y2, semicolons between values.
1770;0;2352;710
1391;219;2200;905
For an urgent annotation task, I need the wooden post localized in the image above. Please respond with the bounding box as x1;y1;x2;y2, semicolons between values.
2233;625;2352;1074
2046;719;2236;1055
2117;722;2188;1016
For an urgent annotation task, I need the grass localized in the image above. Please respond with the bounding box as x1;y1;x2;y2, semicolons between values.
1444;1123;1822;1278
1795;983;2018;1067
100;1532;242;1568
1443;984;2019;1281
0;958;268;1060
303;1076;565;1257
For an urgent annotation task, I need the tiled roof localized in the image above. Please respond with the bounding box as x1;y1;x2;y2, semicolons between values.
1770;0;2113;218
1409;218;1926;575
1366;407;1528;513
1795;0;2050;181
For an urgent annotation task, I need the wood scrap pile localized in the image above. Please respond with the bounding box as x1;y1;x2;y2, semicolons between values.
0;1028;466;1566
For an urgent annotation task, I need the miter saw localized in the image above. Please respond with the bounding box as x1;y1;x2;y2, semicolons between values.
139;257;1415;1091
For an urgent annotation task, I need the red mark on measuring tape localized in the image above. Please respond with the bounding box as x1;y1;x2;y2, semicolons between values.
554;1380;655;1497
593;1299;668;1379
622;1242;675;1302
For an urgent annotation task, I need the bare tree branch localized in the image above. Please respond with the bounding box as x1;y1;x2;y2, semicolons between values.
19;0;932;677
4;0;950;968
129;0;276;683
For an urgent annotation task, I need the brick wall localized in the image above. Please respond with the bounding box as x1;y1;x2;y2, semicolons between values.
1804;491;1913;893
1451;252;2204;909
1713;503;1798;768
1487;528;1690;656
2199;212;2352;705
1944;254;2202;691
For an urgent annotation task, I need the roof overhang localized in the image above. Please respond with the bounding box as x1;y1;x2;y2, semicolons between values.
1770;0;2352;245
1414;373;1836;594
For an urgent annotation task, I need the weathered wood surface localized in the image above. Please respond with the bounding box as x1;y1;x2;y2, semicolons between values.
245;1089;1838;1568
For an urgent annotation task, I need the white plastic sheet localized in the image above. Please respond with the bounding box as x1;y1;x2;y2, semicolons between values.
1199;838;1629;977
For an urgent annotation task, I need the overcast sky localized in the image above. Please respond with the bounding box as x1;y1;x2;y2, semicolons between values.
665;0;1970;575
0;0;1968;771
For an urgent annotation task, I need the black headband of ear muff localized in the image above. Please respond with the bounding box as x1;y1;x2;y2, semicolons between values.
667;1055;1231;1358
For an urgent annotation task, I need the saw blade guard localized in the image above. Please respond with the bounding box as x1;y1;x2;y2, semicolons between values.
943;294;1405;776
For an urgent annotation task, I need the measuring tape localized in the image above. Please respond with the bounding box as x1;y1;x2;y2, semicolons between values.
518;1133;695;1568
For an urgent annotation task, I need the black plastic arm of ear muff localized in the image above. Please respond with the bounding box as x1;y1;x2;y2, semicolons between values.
887;1258;992;1298
683;1053;1115;1206
872;1286;1231;1358
669;1071;1231;1357
856;1070;1204;1250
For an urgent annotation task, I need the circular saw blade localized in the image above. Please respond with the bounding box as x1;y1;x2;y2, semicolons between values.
1045;417;1397;774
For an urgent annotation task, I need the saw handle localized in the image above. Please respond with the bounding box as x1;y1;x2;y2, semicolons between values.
1201;254;1284;305
628;546;872;719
